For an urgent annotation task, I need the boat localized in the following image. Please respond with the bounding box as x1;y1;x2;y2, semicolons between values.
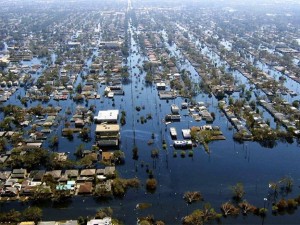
170;127;177;139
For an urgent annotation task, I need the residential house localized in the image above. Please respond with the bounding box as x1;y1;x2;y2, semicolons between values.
87;217;112;225
102;152;114;161
45;170;62;180
78;182;93;195
29;170;45;182
64;170;79;179
18;222;35;225
80;169;96;177
95;124;120;147
0;171;11;181
38;222;57;225
58;221;78;225
11;168;27;179
104;166;116;178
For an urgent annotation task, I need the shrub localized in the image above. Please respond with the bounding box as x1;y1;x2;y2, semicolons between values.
146;178;157;191
181;151;186;158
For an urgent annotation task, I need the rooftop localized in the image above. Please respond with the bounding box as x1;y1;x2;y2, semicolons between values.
95;124;120;133
94;110;119;122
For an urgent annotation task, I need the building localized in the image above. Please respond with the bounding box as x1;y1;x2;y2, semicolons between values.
182;129;191;139
78;182;93;195
99;41;122;49
171;104;180;114
95;124;120;139
87;218;112;225
156;82;166;90
94;110;119;123
95;124;120;147
67;41;81;47
173;140;192;148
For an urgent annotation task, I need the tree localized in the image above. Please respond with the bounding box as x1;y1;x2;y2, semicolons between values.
120;111;126;125
0;61;8;70
0;209;21;223
230;182;245;201
292;100;299;109
0;117;12;131
201;203;220;222
238;200;256;215
8;147;49;170
151;149;159;158
112;150;125;164
132;146;139;160
182;203;220;225
184;191;203;204
94;184;113;198
79;127;90;141
146;178;157;191
76;83;82;93
121;71;129;80
111;177;140;197
32;185;52;201
77;216;87;225
0;137;8;153
49;135;59;149
42;174;57;190
80;154;95;168
95;207;113;219
221;201;240;216
22;206;43;223
269;181;279;202
74;144;85;158
276;199;288;212
53;189;72;202
280;176;293;193
43;84;53;95
182;209;204;225
145;72;154;84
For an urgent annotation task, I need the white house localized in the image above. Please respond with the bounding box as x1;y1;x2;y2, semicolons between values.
87;218;112;225
94;110;119;123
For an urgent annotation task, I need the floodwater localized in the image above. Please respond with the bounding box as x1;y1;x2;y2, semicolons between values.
1;23;300;225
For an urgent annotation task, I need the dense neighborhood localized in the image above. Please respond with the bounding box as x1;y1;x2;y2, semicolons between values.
1;0;300;224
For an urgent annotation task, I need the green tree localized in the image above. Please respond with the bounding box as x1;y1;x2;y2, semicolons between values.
79;128;90;141
95;207;113;219
76;83;82;93
43;84;53;95
0;137;8;153
231;182;245;201
0;209;21;223
32;185;52;201
146;178;157;191
53;189;72;202
112;150;125;164
49;135;59;148
74;144;85;158
8;147;49;170
182;209;204;225
22;206;43;223
94;184;113;198
80;154;95;168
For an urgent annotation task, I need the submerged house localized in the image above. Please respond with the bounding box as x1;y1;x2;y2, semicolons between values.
94;110;119;123
95;124;120;147
78;182;93;195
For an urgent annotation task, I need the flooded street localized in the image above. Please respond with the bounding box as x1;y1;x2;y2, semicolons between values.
1;1;300;224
